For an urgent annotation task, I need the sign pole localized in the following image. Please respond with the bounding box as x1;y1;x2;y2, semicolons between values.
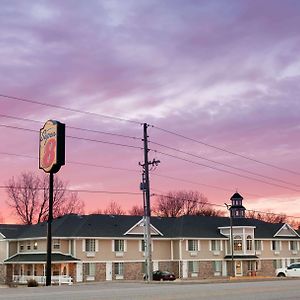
46;172;54;286
39;120;65;286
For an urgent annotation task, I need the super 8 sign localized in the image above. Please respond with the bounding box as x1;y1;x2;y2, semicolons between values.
39;120;65;173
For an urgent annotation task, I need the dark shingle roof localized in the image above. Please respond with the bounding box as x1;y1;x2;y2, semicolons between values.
0;214;296;240
5;253;79;263
0;224;29;239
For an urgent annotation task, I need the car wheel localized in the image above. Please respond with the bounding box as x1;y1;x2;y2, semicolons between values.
277;273;286;277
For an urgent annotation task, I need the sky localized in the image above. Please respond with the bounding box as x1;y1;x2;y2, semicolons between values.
0;0;300;223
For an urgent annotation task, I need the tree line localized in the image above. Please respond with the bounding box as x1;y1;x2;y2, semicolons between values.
3;172;299;229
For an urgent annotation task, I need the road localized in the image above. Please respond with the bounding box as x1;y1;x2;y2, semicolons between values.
1;279;300;300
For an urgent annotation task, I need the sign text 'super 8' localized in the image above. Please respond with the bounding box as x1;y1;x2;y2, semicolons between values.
39;120;65;173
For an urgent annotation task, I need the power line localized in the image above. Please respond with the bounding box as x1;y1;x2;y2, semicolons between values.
151;125;300;176
0;151;261;198
0;93;141;125
149;140;300;188
0;124;142;150
0;185;141;195
0;113;140;140
0;151;140;174
153;150;300;192
151;173;263;198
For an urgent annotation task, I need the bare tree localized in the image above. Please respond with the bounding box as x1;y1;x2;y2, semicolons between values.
246;210;287;223
128;205;144;216
103;201;125;215
6;172;84;224
153;190;222;217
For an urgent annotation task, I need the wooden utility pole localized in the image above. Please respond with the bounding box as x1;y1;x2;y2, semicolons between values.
140;123;160;282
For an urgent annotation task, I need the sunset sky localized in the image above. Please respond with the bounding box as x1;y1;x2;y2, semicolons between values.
0;0;300;223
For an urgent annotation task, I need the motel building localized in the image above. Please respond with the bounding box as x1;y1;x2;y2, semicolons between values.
0;193;300;285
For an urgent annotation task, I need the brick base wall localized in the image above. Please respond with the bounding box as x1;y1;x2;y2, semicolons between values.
0;265;5;284
258;260;275;277
124;262;143;280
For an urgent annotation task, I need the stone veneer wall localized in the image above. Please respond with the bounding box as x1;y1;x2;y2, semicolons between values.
0;264;5;284
199;261;214;278
124;262;143;280
257;260;275;277
95;263;106;281
5;265;12;284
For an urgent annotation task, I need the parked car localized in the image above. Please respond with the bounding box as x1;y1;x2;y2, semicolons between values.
152;270;176;281
276;263;300;277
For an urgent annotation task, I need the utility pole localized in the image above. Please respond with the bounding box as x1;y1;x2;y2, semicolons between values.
225;203;234;277
139;123;160;282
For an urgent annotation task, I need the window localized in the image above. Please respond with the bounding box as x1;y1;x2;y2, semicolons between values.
211;240;221;251
255;240;262;251
140;240;146;252
19;243;24;252
114;240;125;252
187;240;199;252
271;240;280;251
213;261;222;274
273;259;282;269
234;236;243;251
86;263;96;276
27;242;31;250
33;241;38;250
246;235;252;251
247;261;253;271
86;239;96;252
290;241;298;251
53;239;60;250
188;261;199;273
114;262;124;276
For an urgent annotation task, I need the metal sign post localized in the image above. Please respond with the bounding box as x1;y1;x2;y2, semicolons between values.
39;120;65;286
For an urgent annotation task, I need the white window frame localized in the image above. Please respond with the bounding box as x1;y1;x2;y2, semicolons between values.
114;262;124;279
254;240;263;251
53;239;60;250
210;240;222;251
86;262;96;278
289;241;298;251
188;261;199;274
113;240;126;252
213;261;222;275
186;240;200;252
271;240;281;252
85;239;96;252
246;235;253;251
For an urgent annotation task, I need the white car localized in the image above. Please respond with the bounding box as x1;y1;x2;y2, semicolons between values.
276;263;300;277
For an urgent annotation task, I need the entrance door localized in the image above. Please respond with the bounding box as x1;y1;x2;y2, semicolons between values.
106;262;112;281
235;261;243;276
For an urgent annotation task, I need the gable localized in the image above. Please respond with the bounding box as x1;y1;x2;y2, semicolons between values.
124;218;163;236
274;224;299;237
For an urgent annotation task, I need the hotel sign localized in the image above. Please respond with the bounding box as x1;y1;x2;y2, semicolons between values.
39;120;65;173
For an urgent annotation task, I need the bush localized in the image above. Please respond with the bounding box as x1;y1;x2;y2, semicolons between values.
27;279;38;287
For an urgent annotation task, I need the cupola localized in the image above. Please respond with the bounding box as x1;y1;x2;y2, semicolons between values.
230;192;246;218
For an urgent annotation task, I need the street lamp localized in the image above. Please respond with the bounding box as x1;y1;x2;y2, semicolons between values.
225;203;234;277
